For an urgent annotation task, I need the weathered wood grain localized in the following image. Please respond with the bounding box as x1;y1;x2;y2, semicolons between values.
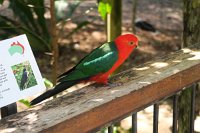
1;47;200;133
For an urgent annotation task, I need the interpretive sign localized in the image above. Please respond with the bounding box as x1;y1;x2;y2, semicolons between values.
0;35;45;108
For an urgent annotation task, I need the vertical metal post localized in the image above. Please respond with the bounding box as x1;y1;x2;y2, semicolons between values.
132;113;137;133
1;103;17;118
108;125;113;133
153;103;159;133
173;94;179;133
190;84;196;133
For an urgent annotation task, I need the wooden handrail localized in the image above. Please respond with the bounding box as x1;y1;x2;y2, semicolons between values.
1;46;200;133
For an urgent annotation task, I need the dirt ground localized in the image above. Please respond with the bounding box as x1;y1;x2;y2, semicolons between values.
37;0;183;79
1;0;200;132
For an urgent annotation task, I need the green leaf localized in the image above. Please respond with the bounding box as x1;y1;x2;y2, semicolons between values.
0;16;20;38
30;0;50;40
0;0;4;4
19;99;32;108
0;15;50;51
98;0;112;20
20;27;51;51
43;78;53;89
106;2;112;13
9;0;39;33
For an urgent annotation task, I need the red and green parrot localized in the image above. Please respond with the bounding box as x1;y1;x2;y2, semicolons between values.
30;34;138;105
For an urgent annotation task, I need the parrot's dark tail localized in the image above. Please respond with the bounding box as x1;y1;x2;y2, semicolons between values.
30;80;79;106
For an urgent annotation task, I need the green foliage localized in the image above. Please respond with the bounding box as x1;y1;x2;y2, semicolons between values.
0;0;50;52
192;0;200;8
19;99;31;107
9;0;50;51
44;78;53;89
11;61;37;91
0;0;88;52
100;126;118;133
0;0;3;4
98;0;112;20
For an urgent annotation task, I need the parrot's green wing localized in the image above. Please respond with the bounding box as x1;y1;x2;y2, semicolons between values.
58;42;118;82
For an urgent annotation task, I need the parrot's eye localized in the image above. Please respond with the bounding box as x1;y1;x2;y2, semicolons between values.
128;41;135;46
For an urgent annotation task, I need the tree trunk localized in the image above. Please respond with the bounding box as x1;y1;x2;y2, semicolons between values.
178;88;192;133
50;0;59;97
107;0;122;42
132;0;137;33
178;0;200;132
182;0;200;47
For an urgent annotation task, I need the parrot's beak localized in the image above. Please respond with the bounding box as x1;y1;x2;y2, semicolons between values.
135;43;139;48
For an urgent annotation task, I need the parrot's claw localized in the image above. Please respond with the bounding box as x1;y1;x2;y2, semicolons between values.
97;81;122;88
107;82;123;88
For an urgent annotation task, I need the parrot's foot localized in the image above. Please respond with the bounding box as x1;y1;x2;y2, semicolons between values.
107;82;123;88
95;81;123;88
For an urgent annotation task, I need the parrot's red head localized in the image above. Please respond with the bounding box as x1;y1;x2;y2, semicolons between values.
114;34;138;56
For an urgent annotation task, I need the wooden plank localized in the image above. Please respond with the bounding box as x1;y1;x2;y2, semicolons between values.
1;47;200;133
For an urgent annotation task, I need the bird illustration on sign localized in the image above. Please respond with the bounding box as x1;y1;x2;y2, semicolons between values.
11;61;37;91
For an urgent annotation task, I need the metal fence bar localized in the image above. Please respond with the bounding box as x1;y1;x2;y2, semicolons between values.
108;125;113;133
172;94;179;133
132;113;137;133
190;84;196;133
153;103;159;133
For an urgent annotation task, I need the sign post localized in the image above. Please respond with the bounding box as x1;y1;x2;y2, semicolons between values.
1;103;17;118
